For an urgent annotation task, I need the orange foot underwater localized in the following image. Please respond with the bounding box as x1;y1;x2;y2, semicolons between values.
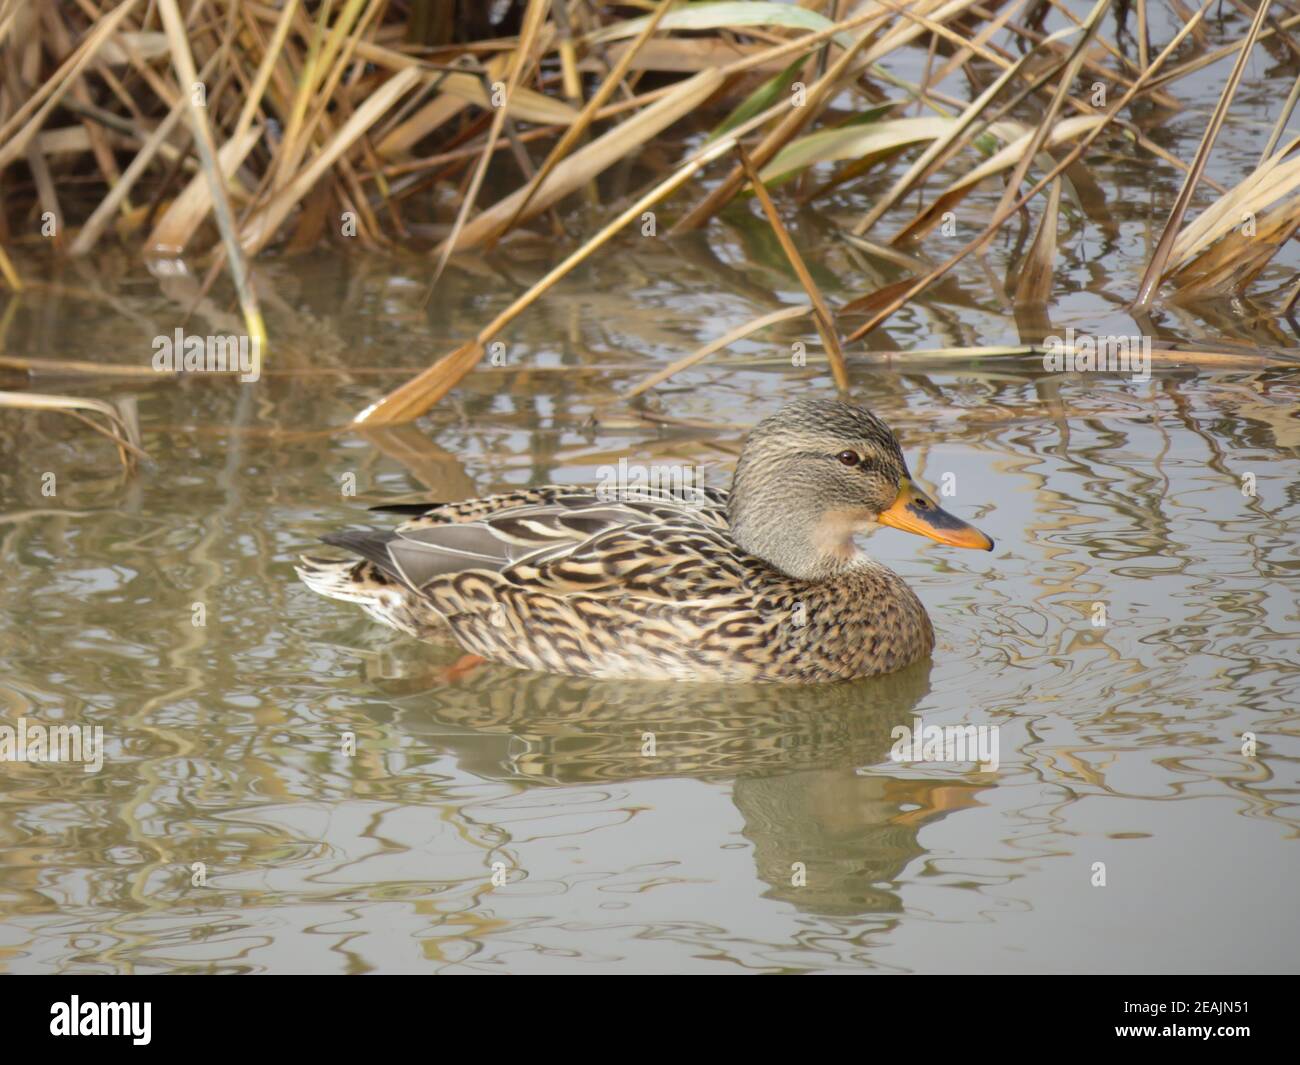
437;653;487;684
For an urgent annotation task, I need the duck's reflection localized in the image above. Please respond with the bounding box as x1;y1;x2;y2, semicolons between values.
368;656;991;916
734;767;986;915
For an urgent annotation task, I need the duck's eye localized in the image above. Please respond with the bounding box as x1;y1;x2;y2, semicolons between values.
837;450;861;467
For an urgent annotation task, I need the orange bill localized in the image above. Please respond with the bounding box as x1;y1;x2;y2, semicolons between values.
879;478;994;551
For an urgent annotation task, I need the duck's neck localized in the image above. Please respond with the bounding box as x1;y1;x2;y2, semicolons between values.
728;496;878;583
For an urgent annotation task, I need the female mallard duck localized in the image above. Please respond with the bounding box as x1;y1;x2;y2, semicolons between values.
297;398;992;684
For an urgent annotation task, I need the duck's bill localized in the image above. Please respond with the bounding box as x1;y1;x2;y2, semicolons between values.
879;479;994;551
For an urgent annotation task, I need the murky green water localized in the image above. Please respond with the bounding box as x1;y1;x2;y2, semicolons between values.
3;6;1300;971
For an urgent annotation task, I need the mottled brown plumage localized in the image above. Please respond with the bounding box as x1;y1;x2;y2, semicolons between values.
297;399;993;683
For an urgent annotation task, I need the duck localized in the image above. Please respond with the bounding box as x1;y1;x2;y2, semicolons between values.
296;398;993;684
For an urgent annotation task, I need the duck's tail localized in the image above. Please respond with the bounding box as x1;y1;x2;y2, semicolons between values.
295;555;445;639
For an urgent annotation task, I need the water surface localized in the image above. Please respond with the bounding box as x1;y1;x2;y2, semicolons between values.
2;251;1295;971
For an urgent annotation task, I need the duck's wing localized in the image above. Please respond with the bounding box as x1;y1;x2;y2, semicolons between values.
418;512;781;682
322;485;731;594
498;520;755;602
377;484;728;526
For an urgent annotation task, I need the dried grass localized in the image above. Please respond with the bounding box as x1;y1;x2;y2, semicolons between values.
0;0;1294;432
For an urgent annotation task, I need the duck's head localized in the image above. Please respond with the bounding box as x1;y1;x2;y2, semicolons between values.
727;398;993;581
